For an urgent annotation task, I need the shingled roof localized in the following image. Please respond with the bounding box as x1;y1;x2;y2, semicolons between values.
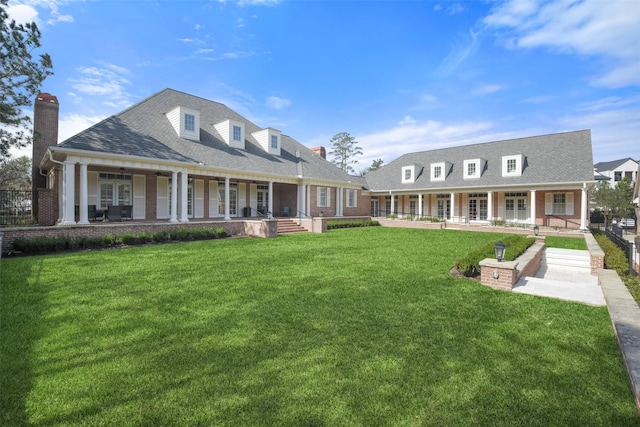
54;88;354;185
364;130;595;192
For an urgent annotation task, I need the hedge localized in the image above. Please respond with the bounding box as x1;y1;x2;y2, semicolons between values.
327;220;381;230
453;234;536;277
12;227;228;255
593;231;640;305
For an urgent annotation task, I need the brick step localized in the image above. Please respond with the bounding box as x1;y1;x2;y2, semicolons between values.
276;219;307;235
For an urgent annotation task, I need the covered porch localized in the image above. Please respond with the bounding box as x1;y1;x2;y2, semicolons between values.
371;185;591;230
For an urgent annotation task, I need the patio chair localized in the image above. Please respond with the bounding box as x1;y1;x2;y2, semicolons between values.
280;206;290;217
107;205;122;221
121;205;133;220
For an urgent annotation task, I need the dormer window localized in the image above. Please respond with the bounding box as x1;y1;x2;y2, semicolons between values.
430;162;448;182
502;154;523;177
233;125;242;142
214;119;245;149
463;158;484;179
185;113;195;132
167;106;200;141
402;165;421;184
252;128;282;156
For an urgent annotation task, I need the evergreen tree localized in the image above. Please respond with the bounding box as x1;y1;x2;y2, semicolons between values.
1;0;53;160
328;132;362;174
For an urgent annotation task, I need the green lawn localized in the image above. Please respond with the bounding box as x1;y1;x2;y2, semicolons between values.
1;228;637;426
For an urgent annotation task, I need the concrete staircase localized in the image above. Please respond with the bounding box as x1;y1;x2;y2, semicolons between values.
513;248;605;306
276;218;307;235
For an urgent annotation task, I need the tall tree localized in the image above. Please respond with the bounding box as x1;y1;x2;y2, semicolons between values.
0;155;31;188
357;158;384;176
592;177;635;225
328;132;362;174
1;0;53;160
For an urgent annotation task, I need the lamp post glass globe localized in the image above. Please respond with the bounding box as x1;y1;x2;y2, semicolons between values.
494;241;506;262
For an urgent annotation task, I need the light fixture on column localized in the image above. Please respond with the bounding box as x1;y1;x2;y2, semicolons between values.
494;241;506;262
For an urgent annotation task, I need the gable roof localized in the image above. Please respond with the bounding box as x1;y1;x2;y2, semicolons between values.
365;130;595;192
52;88;354;185
594;158;638;172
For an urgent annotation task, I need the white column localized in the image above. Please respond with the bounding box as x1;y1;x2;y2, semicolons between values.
224;177;231;220
61;161;76;225
487;191;493;223
418;194;423;217
179;172;189;222
390;194;395;215
450;192;456;222
297;182;306;217
268;181;274;218
337;187;343;216
78;163;89;224
170;171;178;222
580;184;588;230
530;190;536;226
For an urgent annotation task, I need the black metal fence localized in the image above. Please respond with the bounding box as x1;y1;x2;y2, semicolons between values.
603;225;634;274
0;190;37;227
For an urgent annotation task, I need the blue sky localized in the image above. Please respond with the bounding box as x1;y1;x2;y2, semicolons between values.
7;0;640;171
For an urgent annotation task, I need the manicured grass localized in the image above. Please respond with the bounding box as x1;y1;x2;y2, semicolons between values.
544;236;588;250
1;228;637;425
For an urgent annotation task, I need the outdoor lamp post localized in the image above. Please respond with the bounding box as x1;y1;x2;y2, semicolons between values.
533;225;539;236
494;241;506;262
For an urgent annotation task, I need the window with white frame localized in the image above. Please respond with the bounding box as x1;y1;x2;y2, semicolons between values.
468;193;488;220
184;113;195;132
463;159;482;179
431;162;446;181
317;187;330;207
502;155;523;177
504;192;527;221
271;134;278;149
544;192;574;215
233;125;242;142
346;189;357;208
402;166;414;183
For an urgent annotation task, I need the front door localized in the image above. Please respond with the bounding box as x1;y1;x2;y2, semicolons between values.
371;199;379;217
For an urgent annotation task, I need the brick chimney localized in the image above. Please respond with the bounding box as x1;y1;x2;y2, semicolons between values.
32;93;59;190
311;146;326;159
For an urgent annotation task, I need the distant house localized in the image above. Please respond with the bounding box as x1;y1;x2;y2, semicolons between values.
594;158;638;187
365;130;596;230
33;89;596;231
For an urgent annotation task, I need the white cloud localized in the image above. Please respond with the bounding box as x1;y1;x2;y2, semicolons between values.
6;4;39;25
435;29;479;76
238;0;281;6
557;107;640;162
484;0;640;88
356;118;497;164
58;113;105;143
67;63;134;109
265;96;291;110
472;83;506;96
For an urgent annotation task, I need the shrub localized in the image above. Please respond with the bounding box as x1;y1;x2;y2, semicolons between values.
327;220;381;230
593;232;640;304
453;234;535;277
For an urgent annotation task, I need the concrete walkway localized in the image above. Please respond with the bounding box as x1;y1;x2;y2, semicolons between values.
513;247;640;414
